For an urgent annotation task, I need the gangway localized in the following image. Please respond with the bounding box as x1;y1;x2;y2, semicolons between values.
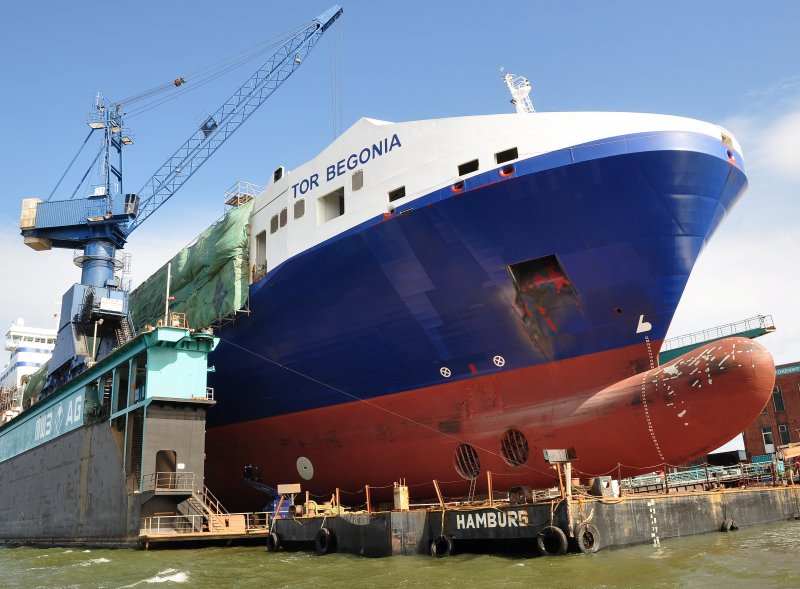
659;314;775;364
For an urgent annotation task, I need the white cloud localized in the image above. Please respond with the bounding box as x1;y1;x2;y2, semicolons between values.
668;92;800;367
727;108;800;184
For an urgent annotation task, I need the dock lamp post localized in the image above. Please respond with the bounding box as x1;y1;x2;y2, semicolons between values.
544;448;578;537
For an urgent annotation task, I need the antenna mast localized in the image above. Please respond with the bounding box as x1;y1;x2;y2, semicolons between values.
500;68;535;114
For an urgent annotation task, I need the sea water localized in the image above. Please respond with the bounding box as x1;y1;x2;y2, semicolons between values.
2;520;798;588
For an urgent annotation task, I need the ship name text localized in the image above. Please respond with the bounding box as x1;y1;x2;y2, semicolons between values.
292;133;402;198
455;510;530;530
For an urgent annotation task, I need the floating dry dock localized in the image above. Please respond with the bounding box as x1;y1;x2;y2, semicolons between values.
137;465;800;556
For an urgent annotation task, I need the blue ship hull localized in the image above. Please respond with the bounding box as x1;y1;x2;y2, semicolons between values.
207;130;746;425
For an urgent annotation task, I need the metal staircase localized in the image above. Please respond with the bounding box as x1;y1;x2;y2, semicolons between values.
140;472;245;534
115;315;134;347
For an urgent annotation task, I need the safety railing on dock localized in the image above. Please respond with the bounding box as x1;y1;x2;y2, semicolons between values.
140;472;229;516
661;314;775;352
141;514;205;535
140;512;271;537
621;462;775;493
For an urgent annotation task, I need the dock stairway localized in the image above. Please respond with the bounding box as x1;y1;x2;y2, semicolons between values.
139;472;246;535
115;316;135;348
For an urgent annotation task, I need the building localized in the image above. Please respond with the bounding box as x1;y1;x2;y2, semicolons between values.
0;319;56;423
742;361;800;459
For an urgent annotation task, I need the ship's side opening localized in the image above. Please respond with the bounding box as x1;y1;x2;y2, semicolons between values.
318;187;345;223
500;428;530;467
388;186;406;202
458;159;479;176
495;147;518;164
454;443;481;480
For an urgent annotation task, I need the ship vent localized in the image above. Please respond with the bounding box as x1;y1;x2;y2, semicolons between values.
352;169;363;191
294;199;305;219
454;443;481;480
500;428;529;467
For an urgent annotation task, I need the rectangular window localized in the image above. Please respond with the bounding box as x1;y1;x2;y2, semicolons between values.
270;215;279;234
779;424;791;445
352;169;364;192
318;187;345;223
255;231;267;269
388;186;406;202
762;426;774;446
458;159;479;176
495;147;518;164
773;385;785;412
279;208;287;228
293;199;305;219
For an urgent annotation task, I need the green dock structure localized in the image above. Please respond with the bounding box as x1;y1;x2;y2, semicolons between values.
659;315;775;364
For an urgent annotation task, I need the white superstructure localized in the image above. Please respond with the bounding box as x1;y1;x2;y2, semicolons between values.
0;319;56;423
249;112;738;279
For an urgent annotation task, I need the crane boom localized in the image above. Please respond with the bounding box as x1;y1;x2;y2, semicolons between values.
17;5;342;397
127;5;342;233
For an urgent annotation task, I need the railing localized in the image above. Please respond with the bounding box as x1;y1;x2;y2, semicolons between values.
141;514;204;535
198;484;228;516
621;462;775;491
661;315;775;352
224;179;263;208
141;471;198;493
140;512;271;536
141;471;228;515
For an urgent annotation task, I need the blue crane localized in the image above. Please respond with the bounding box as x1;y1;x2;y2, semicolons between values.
19;5;342;395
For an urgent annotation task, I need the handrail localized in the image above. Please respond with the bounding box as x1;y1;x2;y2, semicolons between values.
140;511;271;536
661;315;774;352
141;471;229;515
621;461;775;490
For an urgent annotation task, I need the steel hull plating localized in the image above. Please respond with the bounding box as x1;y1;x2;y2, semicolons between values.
204;131;766;509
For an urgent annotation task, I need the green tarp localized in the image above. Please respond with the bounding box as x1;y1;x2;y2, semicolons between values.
129;200;254;331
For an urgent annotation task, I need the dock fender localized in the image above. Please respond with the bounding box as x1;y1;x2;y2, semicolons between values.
430;535;454;557
720;519;738;532
265;532;281;552
315;527;336;555
537;526;568;556
573;523;600;554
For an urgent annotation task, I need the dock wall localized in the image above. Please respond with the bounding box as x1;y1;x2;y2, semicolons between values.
0;423;136;546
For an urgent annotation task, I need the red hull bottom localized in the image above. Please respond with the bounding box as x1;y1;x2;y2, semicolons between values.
206;337;774;511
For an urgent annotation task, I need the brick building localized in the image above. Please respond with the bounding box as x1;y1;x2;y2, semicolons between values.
742;361;800;458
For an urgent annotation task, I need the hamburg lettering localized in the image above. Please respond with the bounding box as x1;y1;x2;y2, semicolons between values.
292;133;402;197
455;510;530;530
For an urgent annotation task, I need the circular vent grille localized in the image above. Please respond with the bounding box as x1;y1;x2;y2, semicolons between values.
454;443;481;480
500;428;529;467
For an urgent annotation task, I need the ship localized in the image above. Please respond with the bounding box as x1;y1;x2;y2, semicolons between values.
4;2;774;524
195;99;775;508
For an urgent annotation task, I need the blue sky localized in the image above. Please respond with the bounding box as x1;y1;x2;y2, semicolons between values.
0;0;798;369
